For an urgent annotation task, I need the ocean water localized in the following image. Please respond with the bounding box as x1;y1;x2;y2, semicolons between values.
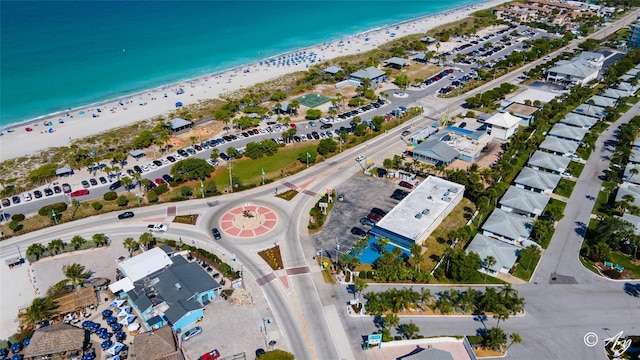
0;0;484;126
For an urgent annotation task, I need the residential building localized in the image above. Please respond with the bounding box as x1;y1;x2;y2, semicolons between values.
539;136;580;156
559;112;598;129
623;164;640;185
131;327;182;360
323;66;343;75
483;112;520;140
165;118;193;134
383;57;411;69
588;95;618;108
528;150;571;174
350;66;386;85
501;102;539;126
548;123;588;143
482;208;533;244
499;186;551;217
410;127;491;164
514;167;562;193
616;183;640;208
370;176;464;248
546;51;604;86
467;234;522;274
573;103;606;119
494;7;530;22
629;19;640;48
619;213;640;235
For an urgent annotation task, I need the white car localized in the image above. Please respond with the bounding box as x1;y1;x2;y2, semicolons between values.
560;172;572;179
174;154;183;160
23;193;33;202
148;163;157;170
355;155;366;162
147;223;168;233
161;158;169;164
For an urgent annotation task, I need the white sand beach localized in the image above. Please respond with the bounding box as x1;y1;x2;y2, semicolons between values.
0;0;504;162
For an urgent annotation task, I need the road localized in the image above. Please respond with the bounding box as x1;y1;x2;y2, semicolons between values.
2;9;640;359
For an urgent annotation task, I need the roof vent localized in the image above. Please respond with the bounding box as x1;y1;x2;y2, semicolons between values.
448;187;459;193
175;283;182;290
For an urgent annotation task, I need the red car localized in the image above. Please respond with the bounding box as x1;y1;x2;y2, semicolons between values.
155;178;164;185
367;213;382;222
70;189;89;197
398;181;414;189
290;123;297;128
199;349;220;360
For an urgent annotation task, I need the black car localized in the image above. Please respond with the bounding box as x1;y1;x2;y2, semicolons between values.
306;133;313;140
311;132;320;139
90;178;98;186
1;198;10;207
351;227;367;237
53;185;62;194
134;165;143;173
109;181;122;191
99;177;107;184
12;196;20;204
126;169;135;176
167;156;176;163
177;149;189;157
371;208;387;217
256;348;266;358
360;217;375;226
220;153;230;161
153;160;162;167
44;188;54;196
162;174;174;183
118;211;135;220
212;228;222;240
320;123;333;129
34;190;43;198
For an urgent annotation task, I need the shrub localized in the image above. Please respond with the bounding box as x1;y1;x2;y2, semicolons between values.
91;202;103;211
11;214;25;222
116;195;129;206
103;191;117;201
366;271;374;279
9;221;22;232
359;271;367;279
38;202;67;216
180;186;193;197
603;269;622;279
155;183;169;195
147;191;159;203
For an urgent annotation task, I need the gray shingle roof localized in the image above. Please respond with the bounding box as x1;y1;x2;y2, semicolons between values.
623;163;640;185
168;118;192;129
323;66;343;74
514;167;561;192
499;186;550;216
528;151;571;173
482;208;533;242
601;88;630;100
619;213;640;235
548;123;588;142
383;57;411;67
467;234;521;273
573;103;606;119
559;112;598;128
539;136;580;155
615;184;640;208
588;95;618;108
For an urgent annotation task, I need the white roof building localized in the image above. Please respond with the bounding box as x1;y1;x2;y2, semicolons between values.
484;112;521;140
116;247;173;282
467;234;522;274
546;51;604;86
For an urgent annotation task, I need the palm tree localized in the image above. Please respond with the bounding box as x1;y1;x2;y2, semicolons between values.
123;237;139;257
354;277;368;301
507;332;522;351
62;263;91;288
121;176;133;192
493;304;510;328
26;243;46;260
289;100;300;116
419;288;432;306
132;172;142;189
400;321;420;339
92;233;107;247
159;131;171;152
375;237;390;254
483;256;497;280
47;239;66;255
410;243;424;270
70;235;86;250
20;296;58;326
484;327;507;352
525;245;542;270
383;313;400;330
139;232;154;250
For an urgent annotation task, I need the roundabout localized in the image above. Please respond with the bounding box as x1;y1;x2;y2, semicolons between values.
219;204;278;238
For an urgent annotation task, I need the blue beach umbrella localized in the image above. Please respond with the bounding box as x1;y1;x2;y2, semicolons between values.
102;309;113;318
82;320;93;328
106;316;117;325
115;331;126;341
9;344;21;353
0;348;8;356
100;332;113;340
21;338;30;346
111;323;123;331
96;327;107;336
79;111;85;115
101;340;113;349
10;354;23;360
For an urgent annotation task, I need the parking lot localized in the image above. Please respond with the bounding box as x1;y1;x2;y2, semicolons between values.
311;172;409;259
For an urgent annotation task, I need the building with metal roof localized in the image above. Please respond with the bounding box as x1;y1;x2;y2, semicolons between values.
601;87;631;100
466;234;521;274
117;247;173;283
323;66;343;75
413;53;429;63
129;149;146;158
514;167;561;193
507;88;563;105
623;163;640;185
615;183;640;208
559;112;598;129
410;127;491;164
588;95;619;108
539;136;579;156
383;57;411;68
572;103;606;119
619;213;640;235
482;208;533;244
484;112;521;140
56;166;74;177
165;118;193;133
499;186;550;217
546;51;603;86
548;123;588;142
370;176;465;248
350;66;387;84
617;81;640;93
528;150;571;174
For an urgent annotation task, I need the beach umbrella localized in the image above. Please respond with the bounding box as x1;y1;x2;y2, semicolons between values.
105;342;124;356
127;322;140;332
107;356;121;360
89;323;100;332
82;320;92;328
101;340;113;350
118;314;136;325
10;354;23;360
111;323;123;331
21;338;30;347
9;344;21;353
0;348;8;356
102;309;113;318
116;306;131;317
83;354;96;360
115;331;126;341
79;111;85;115
175;102;183;107
108;299;125;308
100;332;113;340
48;128;54;133
106;316;117;325
24;127;32;132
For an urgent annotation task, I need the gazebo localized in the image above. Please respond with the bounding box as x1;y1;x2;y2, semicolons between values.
23;323;87;360
165;118;193;134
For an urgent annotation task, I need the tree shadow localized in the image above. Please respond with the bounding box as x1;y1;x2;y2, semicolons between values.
437;237;447;244
473;314;488;329
429;254;440;262
476;327;488;337
373;315;385;329
346;284;356;297
623;283;640;297
574;221;587;237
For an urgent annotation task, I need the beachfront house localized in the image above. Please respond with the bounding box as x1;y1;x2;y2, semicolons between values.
528;150;571;174
350;66;386;85
499;186;550;217
514;167;561;194
484;112;521;140
482;208;533;245
165;118;193;134
383;57;411;69
546;51;604;86
539;136;579;157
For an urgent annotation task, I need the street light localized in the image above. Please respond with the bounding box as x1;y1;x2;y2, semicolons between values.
200;179;205;198
306;152;310;168
228;162;233;193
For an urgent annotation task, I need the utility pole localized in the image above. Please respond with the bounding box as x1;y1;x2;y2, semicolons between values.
51;209;58;225
306;152;310;168
200;179;205;198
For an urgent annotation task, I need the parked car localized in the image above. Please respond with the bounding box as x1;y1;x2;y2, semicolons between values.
33;190;43;199
355;155;366;162
81;180;90;188
53;185;62;194
371;208;387;217
181;326;202;341
162;174;174;183
351;227;367;237
360;217;375;226
23;192;33;202
367;213;382;222
99;177;108;184
109;181;122;191
118;211;135;220
211;228;222;240
44;188;54;196
62;183;72;193
153;160;162;167
199;349;220;360
90;178;98;186
2;198;11;207
70;189;89;197
398;181;414;189
147;223;168;232
12;196;20;204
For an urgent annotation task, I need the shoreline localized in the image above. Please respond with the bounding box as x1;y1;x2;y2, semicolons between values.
0;0;504;162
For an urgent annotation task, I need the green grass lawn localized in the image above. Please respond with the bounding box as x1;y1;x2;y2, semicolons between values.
609;252;640;279
627;96;639;105
544;198;566;224
567;161;585;178
593;183;616;217
211;143;319;191
554;178;576;198
579;255;601;275
511;252;541;281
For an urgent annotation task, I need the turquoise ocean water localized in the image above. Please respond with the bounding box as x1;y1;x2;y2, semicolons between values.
1;0;484;126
